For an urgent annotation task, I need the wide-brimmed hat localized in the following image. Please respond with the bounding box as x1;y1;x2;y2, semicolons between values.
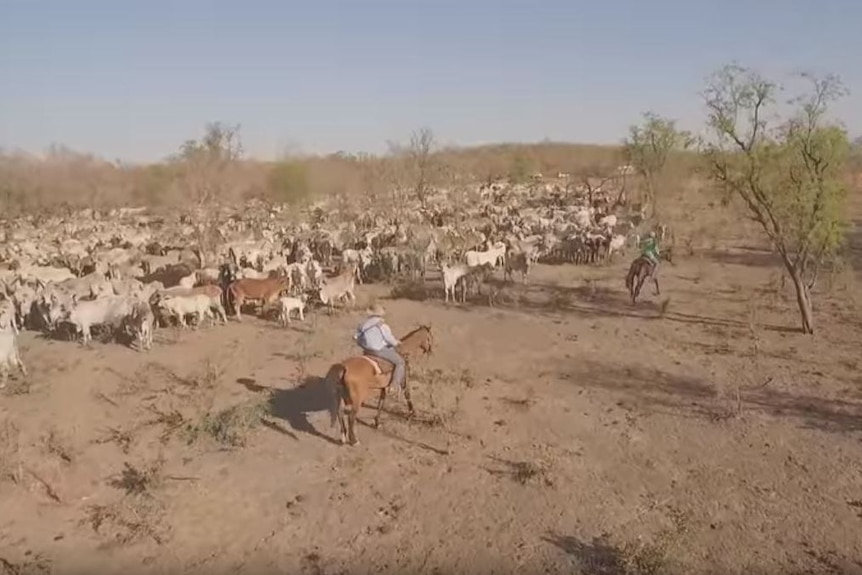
367;303;386;316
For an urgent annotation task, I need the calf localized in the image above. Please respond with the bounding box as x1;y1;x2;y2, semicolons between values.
277;294;307;326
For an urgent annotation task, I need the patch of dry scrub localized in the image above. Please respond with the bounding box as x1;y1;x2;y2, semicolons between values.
0;554;52;575
412;367;471;428
0;420;23;484
83;454;172;547
183;398;269;448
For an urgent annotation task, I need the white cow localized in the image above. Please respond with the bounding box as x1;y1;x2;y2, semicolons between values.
61;295;135;345
317;267;357;310
441;263;471;303
0;328;27;383
156;294;214;329
607;234;627;260
277;295;307;326
465;242;507;269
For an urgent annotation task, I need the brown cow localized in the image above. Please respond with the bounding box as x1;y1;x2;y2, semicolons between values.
227;276;290;321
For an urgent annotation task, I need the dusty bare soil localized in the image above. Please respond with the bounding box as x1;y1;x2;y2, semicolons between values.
2;243;862;575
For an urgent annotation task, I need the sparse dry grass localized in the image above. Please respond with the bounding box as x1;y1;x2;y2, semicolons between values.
0;420;23;485
183;398;268;448
40;426;74;464
413;367;470;428
1;377;32;397
83;497;170;547
0;553;52;575
108;456;166;496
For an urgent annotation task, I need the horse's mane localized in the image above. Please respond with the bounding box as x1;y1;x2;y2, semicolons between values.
401;324;431;340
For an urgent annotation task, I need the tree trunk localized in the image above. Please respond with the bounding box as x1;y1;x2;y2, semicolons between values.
788;267;815;334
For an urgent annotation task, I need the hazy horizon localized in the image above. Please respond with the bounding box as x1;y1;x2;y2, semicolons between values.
2;0;860;163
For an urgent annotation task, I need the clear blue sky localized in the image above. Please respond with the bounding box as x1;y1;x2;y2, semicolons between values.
1;0;859;163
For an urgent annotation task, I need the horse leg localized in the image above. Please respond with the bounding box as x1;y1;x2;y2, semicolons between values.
403;363;415;417
346;403;359;446
373;387;387;429
347;386;366;446
337;399;349;444
633;274;645;304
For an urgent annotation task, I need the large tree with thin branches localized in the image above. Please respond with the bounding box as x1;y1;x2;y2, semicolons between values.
702;64;851;334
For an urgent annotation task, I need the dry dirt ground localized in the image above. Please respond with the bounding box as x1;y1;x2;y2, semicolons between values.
2;237;862;575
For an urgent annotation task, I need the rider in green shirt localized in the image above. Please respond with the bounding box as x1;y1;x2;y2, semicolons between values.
641;231;661;275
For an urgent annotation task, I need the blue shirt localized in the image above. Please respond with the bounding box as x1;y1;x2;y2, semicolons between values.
354;315;399;351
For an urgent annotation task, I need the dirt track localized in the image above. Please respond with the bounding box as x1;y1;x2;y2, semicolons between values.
2;248;862;575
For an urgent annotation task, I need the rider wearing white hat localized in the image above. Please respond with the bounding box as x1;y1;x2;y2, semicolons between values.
354;302;406;393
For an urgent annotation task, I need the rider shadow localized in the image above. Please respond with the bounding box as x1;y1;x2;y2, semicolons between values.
267;375;341;445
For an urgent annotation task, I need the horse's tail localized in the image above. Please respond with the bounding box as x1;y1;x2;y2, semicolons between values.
325;363;347;428
625;260;637;291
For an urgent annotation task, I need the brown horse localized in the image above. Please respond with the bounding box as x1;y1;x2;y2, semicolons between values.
326;325;434;445
625;255;660;304
626;242;674;304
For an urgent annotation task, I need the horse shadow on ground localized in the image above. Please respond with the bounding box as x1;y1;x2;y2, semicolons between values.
266;375;341;445
559;359;862;435
542;532;823;575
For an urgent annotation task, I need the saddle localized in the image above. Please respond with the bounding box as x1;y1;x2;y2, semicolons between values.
360;353;394;376
639;254;658;269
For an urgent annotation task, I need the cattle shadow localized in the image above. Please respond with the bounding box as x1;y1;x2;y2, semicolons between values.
386;278;436;302
266;375;341;445
560;359;862;435
542;533;625;575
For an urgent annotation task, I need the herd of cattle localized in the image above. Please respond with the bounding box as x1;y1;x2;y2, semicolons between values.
0;176;650;381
